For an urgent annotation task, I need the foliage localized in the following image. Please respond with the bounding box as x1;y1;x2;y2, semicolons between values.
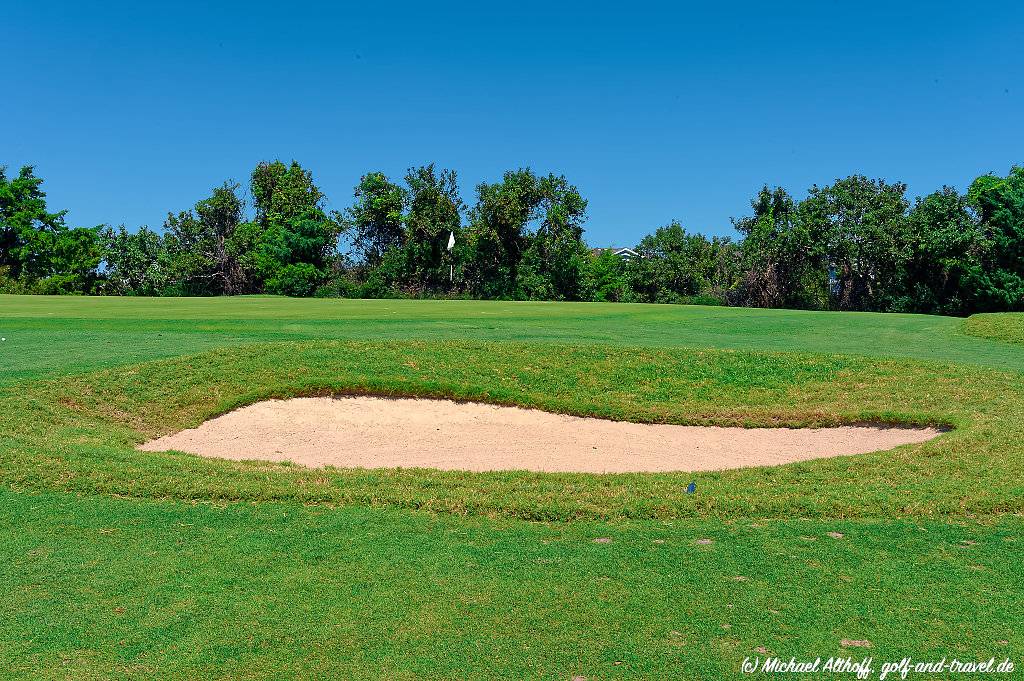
161;183;245;295
583;250;628;302
626;222;738;304
800;175;911;311
4;160;1024;311
90;160;342;297
99;226;166;295
461;169;591;300
733;186;828;309
966;166;1024;311
346;171;406;267
241;161;342;293
516;174;590;300
0;165;100;293
900;187;983;314
732;169;1023;314
401;164;464;293
463;169;539;298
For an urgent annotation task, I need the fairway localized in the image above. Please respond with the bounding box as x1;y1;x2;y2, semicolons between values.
1;295;1022;679
3;295;1024;388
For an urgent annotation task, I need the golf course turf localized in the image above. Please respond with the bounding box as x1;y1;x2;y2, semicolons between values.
1;295;1022;679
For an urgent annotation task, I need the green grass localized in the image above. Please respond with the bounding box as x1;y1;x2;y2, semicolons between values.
4;295;1024;388
2;490;1019;680
1;295;1022;678
963;312;1024;346
6;340;1024;520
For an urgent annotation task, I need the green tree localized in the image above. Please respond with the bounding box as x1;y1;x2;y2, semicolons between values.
0;166;67;281
347;172;406;268
967;166;1024;311
251;160;325;226
402;164;463;293
584;250;628;302
236;160;342;295
799;176;911;311
464;169;589;300
43;226;104;293
516;174;590;300
733;186;827;309
625;222;727;303
0;165;103;292
464;169;540;298
902;187;984;314
161;183;245;295
100;225;167;295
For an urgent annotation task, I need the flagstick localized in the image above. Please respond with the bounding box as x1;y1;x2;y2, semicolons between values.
446;231;456;283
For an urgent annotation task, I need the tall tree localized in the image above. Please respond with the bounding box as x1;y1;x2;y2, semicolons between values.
902;187;983;314
0;165;102;293
733;186;827;309
0;165;68;281
100;225;166;295
798;176;911;311
464;169;540;298
346;172;406;267
583;250;628;302
45;226;104;293
517;174;590;300
402;164;463;292
162;182;245;295
251;160;325;226
237;160;342;295
967;166;1024;311
626;222;725;303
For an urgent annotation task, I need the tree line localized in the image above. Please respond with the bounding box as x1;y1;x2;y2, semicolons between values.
1;160;1021;314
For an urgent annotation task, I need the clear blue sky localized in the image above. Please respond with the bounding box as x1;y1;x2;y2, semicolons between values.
4;1;1022;246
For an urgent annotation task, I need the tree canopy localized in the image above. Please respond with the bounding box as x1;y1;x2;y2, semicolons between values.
2;159;1022;315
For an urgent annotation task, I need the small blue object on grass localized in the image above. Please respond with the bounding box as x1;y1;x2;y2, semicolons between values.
686;482;696;494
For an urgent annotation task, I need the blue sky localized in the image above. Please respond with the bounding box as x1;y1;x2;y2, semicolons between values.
4;1;1022;246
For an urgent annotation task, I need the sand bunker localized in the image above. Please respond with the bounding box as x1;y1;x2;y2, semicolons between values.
138;396;943;473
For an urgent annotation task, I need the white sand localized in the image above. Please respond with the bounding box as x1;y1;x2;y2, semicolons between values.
138;396;942;474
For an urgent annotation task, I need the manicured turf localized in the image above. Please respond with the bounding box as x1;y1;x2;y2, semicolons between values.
1;295;1021;679
3;295;1024;388
2;491;1018;680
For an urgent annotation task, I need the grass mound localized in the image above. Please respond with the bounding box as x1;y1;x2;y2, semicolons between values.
4;340;1022;520
963;312;1024;346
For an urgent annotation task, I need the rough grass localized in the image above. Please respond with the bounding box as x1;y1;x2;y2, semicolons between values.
963;312;1024;346
3;340;1023;520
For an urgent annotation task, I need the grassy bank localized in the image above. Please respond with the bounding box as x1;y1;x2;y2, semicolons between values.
3;340;1023;520
963;312;1024;346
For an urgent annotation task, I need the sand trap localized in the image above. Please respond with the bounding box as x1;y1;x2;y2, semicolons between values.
138;396;943;473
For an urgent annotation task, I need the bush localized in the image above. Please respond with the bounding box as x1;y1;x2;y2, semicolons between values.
265;263;325;297
0;268;42;294
681;294;728;307
314;274;360;299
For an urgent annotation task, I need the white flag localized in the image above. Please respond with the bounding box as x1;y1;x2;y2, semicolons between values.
447;232;455;251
